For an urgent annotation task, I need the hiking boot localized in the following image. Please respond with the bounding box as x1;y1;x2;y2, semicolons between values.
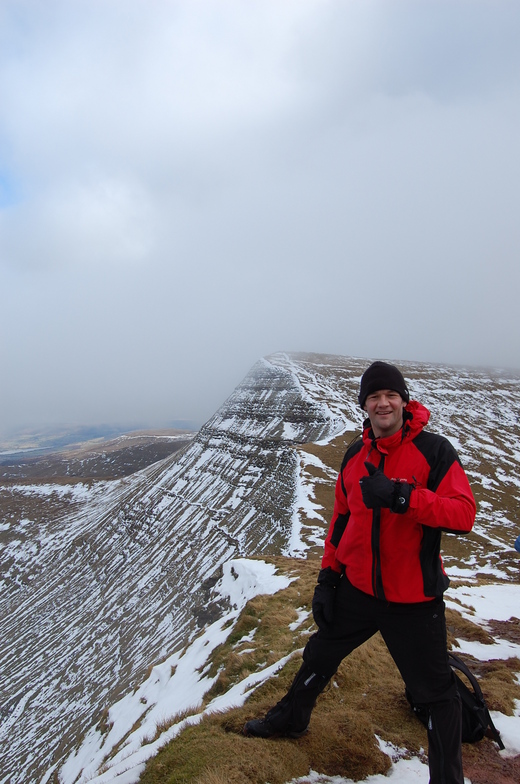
243;717;308;739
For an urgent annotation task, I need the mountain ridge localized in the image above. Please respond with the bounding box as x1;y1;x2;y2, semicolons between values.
1;352;519;783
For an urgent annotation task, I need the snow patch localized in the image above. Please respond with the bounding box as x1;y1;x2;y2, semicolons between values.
446;583;520;624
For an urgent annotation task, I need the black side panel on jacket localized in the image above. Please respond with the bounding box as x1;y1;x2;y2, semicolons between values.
330;512;350;547
413;431;458;596
420;527;450;596
338;437;364;497
412;431;459;492
330;438;363;548
371;507;385;599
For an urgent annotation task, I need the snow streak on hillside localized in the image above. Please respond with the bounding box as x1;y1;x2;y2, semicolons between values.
1;352;519;784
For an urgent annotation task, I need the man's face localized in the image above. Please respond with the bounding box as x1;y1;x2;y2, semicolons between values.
364;389;406;439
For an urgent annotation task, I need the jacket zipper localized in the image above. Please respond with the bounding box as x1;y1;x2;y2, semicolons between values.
371;454;386;600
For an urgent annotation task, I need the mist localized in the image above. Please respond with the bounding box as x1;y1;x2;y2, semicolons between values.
1;0;520;433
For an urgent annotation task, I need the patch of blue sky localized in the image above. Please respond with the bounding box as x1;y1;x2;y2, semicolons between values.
0;169;20;208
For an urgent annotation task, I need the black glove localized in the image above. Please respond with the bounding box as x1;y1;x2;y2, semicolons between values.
312;567;341;631
359;462;412;513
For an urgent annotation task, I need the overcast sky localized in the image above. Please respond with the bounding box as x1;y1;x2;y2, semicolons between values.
1;0;519;433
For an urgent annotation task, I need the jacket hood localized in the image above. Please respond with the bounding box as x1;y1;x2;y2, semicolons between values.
404;400;430;432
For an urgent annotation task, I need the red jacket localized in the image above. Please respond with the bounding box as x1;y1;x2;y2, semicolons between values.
322;401;476;603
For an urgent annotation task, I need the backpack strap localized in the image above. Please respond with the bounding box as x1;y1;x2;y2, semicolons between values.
448;653;505;750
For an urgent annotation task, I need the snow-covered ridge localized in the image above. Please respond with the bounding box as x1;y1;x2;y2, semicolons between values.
1;352;519;784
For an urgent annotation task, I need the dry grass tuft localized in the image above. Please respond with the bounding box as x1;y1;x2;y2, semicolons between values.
465;656;520;715
139;714;311;784
446;607;496;646
151;708;203;742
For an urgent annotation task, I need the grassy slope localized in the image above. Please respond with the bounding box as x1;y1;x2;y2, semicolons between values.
138;432;520;784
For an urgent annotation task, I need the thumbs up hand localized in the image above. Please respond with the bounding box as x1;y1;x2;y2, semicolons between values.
360;462;412;513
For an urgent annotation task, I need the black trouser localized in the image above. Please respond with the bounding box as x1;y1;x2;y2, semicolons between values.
266;576;463;784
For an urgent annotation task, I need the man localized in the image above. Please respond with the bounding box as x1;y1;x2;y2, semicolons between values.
244;360;476;784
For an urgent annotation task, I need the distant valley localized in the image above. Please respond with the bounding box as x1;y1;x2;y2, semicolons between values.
0;429;195;482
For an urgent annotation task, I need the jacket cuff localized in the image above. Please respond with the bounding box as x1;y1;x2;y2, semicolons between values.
317;566;342;586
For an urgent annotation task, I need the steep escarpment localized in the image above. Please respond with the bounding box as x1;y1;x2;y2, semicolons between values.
0;354;351;784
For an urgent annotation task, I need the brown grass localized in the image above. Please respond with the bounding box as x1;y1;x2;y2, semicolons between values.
446;607;496;646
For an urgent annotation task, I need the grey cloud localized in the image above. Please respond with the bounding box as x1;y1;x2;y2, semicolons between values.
298;1;520;103
1;1;520;433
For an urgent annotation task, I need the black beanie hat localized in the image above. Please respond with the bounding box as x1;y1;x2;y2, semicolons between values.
358;361;410;409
